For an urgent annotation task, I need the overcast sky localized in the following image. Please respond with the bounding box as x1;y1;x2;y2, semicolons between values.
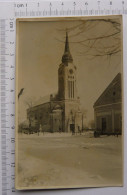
17;16;122;124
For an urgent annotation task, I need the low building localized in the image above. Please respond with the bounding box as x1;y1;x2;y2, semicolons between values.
93;73;122;134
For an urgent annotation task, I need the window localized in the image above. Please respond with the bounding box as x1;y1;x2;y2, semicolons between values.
113;91;116;96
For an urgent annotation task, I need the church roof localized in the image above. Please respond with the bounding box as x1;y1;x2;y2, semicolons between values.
33;95;50;107
62;31;73;63
93;73;122;107
33;93;56;107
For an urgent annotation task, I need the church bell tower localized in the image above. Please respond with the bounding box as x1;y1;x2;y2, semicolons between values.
58;32;78;100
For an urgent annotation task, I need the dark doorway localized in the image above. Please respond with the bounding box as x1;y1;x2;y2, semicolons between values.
102;118;106;133
70;124;75;134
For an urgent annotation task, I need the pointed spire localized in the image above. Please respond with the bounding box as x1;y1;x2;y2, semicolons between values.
64;31;70;53
62;31;73;63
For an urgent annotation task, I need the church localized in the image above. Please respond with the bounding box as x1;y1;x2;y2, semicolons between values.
27;32;82;133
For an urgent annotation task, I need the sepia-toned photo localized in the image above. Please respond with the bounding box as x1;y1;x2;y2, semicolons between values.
15;16;123;190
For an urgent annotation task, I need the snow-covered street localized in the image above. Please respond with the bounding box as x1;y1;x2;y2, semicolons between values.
16;133;123;189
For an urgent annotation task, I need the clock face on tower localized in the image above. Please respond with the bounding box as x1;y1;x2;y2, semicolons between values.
69;69;73;74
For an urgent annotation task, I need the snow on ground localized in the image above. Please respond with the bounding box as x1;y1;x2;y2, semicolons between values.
16;132;123;189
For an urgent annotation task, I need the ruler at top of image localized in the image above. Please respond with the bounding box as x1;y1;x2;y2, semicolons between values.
0;1;127;195
0;0;127;18
14;0;127;17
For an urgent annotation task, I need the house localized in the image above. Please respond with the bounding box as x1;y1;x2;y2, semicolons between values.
93;73;122;134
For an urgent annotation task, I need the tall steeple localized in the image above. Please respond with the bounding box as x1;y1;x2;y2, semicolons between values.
62;31;73;63
58;31;78;101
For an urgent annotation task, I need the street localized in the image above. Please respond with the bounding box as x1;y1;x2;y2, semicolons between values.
17;132;123;189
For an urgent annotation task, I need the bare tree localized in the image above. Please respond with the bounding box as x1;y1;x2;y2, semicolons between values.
88;120;95;130
56;18;121;59
81;109;88;130
24;97;36;108
24;97;37;134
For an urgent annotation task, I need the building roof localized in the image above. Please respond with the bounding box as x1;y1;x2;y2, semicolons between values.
93;73;122;107
33;95;50;107
33;92;57;107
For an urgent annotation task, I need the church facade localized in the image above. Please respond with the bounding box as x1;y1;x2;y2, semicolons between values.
27;32;82;133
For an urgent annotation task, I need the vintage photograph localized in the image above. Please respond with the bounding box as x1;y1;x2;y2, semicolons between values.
15;16;123;189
